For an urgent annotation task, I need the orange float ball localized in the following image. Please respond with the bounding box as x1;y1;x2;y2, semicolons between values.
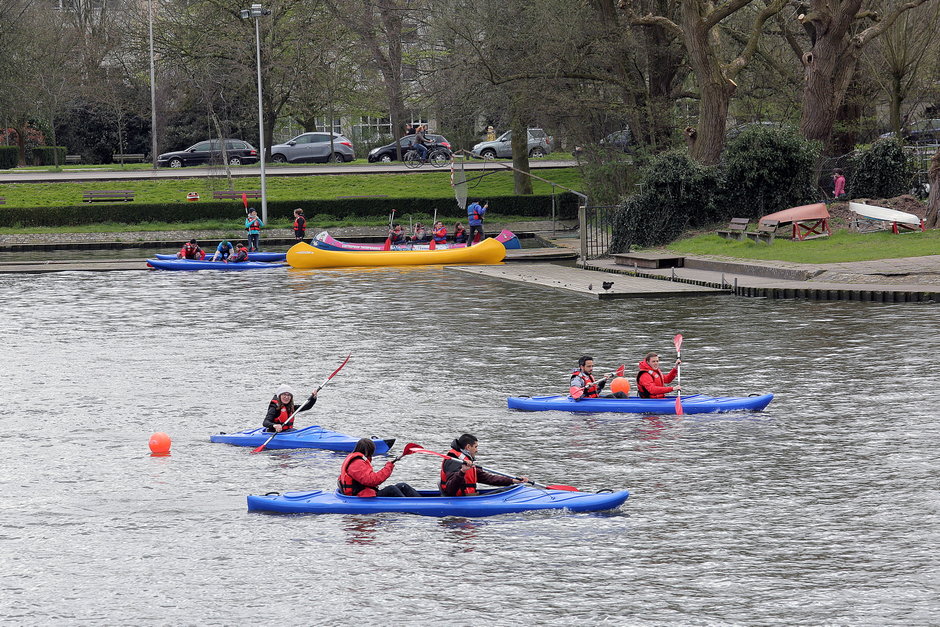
149;432;172;454
610;377;631;395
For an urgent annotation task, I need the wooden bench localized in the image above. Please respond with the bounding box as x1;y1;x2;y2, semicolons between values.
745;219;779;244
212;190;262;200
0;197;5;205
82;190;135;203
717;218;750;240
336;195;390;199
112;153;146;163
65;155;82;164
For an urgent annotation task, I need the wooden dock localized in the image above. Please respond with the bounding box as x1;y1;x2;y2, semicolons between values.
449;262;729;299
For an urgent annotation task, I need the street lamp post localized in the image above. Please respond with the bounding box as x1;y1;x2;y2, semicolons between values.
240;3;271;225
148;0;158;170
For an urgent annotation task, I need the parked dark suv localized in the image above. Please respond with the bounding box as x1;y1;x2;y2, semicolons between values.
367;134;451;162
880;119;940;144
157;139;259;168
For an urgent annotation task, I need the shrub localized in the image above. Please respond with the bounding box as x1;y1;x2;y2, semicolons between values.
31;146;67;166
0;147;17;170
850;139;914;199
609;151;723;252
0;193;578;227
723;125;820;217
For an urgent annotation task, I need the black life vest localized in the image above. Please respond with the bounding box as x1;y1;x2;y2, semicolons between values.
293;215;306;231
440;448;477;496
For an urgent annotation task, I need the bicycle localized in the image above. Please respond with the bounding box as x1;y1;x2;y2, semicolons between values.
403;146;451;169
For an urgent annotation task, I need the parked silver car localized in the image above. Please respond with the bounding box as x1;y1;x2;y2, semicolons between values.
471;128;553;159
270;132;355;163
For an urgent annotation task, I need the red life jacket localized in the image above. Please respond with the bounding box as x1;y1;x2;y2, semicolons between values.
432;227;447;243
636;368;663;398
247;218;261;232
293;216;306;231
338;452;372;496
180;243;202;259
440;448;478;495
570;369;599;398
271;400;295;428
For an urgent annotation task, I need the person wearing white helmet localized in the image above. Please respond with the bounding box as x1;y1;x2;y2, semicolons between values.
262;384;318;432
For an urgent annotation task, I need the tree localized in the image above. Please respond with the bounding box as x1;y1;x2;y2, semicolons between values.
794;0;934;150
926;148;940;229
622;0;787;165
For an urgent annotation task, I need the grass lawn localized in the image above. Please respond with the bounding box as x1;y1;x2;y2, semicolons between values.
666;229;940;263
0;167;583;208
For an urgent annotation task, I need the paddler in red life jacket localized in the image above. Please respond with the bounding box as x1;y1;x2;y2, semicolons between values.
453;222;467;244
431;221;447;245
636;352;680;399
388;224;406;246
292;208;306;241
439;434;528;496
337;438;420;497
177;239;205;260
570;355;628;399
262;384;318;432
229;242;250;263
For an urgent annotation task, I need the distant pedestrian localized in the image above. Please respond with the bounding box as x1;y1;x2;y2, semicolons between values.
485;125;496;142
404;123;415;136
292;208;306;241
832;169;846;200
466;200;487;246
245;208;263;251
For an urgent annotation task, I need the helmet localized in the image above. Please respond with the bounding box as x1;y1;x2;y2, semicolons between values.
275;384;295;398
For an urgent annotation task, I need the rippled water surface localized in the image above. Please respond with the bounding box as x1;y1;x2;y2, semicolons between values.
0;267;937;625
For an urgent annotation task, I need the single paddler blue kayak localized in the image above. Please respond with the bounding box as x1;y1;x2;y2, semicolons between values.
246;484;629;517
507;393;774;414
154;252;286;262
210;425;395;453
146;258;285;271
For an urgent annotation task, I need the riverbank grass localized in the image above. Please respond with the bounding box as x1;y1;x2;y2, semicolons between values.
666;229;940;263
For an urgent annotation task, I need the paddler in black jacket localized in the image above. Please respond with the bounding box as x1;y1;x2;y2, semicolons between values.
262;385;318;432
439;434;527;496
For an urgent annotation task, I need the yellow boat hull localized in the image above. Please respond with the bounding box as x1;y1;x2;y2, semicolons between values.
287;237;507;269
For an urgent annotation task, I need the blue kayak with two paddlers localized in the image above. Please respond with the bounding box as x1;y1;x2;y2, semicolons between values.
507;393;774;414
246;484;629;517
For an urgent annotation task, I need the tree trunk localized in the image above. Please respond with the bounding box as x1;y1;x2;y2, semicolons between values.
680;3;735;165
926;148;940;229
510;102;533;195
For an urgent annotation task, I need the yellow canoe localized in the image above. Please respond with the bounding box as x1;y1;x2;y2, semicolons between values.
287;237;507;269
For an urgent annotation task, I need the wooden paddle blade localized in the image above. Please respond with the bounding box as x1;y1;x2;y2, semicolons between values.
675;395;684;416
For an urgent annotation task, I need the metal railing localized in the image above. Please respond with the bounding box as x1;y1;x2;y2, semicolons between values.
579;204;619;261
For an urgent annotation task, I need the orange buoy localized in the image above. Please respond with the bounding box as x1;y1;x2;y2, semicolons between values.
149;432;172;454
610;377;631;395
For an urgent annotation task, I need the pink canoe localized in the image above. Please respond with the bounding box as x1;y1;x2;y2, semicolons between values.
312;229;522;251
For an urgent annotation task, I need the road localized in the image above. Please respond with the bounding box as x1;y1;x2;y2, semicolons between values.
0;159;577;184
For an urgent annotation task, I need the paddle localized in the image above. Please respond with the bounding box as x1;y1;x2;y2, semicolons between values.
570;364;625;400
673;334;684;416
383;209;395;251
250;354;352;454
403;443;579;491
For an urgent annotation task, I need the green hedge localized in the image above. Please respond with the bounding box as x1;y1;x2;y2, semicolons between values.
0;193;579;227
0;146;17;170
32;146;66;166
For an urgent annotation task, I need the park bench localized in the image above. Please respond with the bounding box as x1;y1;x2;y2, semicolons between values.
336;195;390;199
65;155;82;164
745;219;780;244
112;153;146;163
0;197;5;205
212;190;262;201
82;190;135;203
716;217;750;240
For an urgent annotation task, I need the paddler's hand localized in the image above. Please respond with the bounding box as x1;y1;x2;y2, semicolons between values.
675;359;682;366
273;424;283;432
310;390;318;398
673;385;681;392
512;476;529;484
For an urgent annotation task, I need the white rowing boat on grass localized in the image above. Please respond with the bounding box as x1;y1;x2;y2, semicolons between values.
849;202;924;233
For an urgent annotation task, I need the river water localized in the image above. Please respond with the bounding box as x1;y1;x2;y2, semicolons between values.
0;266;937;625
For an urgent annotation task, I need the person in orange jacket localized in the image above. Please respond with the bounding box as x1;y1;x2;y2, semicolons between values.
338;438;420;497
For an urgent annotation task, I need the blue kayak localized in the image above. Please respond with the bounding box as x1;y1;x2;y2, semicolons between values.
154;252;286;262
246;484;629;517
210;425;395;453
507;393;774;414
146;258;285;271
